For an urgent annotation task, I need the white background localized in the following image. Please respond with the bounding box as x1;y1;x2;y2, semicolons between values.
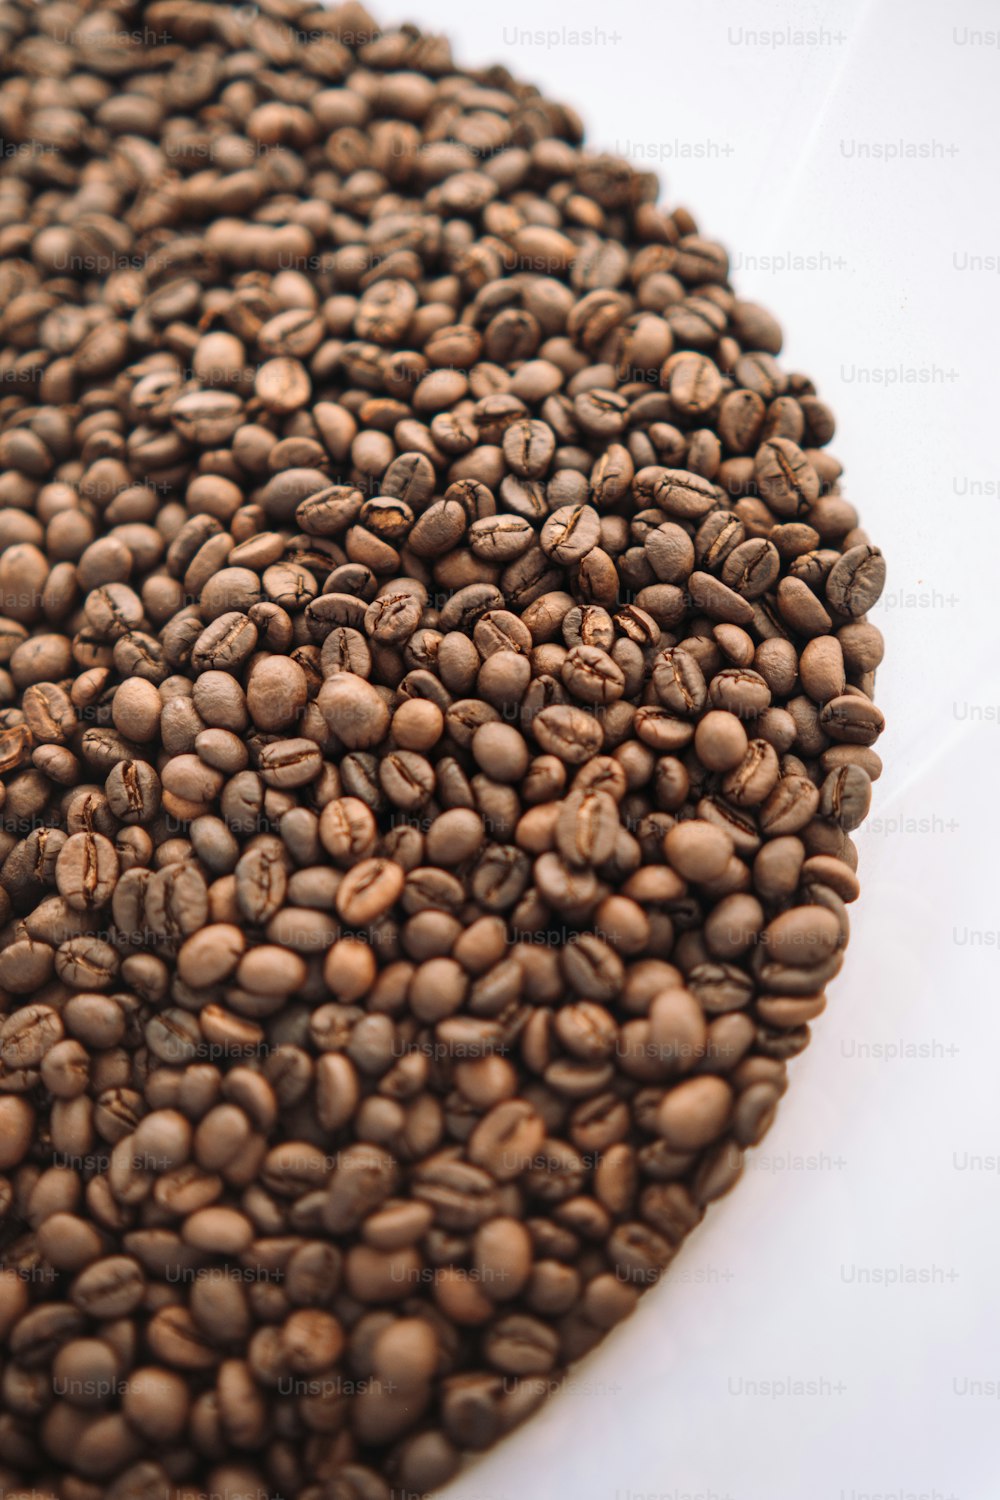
369;0;1000;1497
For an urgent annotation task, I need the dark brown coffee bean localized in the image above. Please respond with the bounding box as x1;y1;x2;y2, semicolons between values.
319;673;390;750
825;544;887;617
555;789;619;868
336;859;405;927
721;538;781;598
658;1077;733;1150
818;694;885;746
819;764;872;830
653;647;707;716
754;437;820;516
55;832;119;912
257;738;323;788
531;704;604;764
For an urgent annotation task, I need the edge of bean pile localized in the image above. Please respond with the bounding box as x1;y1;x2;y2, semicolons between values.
0;2;886;1497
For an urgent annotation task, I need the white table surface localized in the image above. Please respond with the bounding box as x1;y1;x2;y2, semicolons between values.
368;2;999;1495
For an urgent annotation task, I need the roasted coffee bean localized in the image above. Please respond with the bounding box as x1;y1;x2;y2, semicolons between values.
652;647;708;717
532;704;604;764
721;739;781;807
319;674;390;749
336;859;405;927
825;545;887;617
818;694;885;746
105;760;161;825
665;820;734;882
694;710;749;772
540;505;601;564
819;764;872;830
721;538;781;598
55;832;119;912
658;1076;734;1150
754;438;820;517
555;789;620;868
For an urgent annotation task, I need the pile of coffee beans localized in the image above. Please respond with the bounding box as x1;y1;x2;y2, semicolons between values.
0;1;887;1495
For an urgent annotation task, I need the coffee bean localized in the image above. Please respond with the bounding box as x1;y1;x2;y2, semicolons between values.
658;1076;734;1149
819;694;885;746
336;858;405;927
540;505;601;564
819;764;872;830
721;538;781;598
532;704;604;764
825;544;887;617
554;788;619;869
246;657;308;733
55;832;119;912
694;710;749;772
561;645;626;706
257;738;323;788
754;438;820;516
688;570;756;626
191;612;258;673
465;722;527;786
762;906;843;966
70;1256;145;1319
1;1003;63;1070
0;1096;35;1170
318;673;390;750
652;647;708;717
665;820;734;882
721;739;781;807
759;775;820;836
